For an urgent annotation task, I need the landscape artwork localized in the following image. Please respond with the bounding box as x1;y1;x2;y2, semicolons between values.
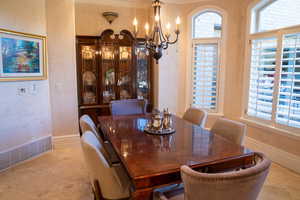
0;29;47;81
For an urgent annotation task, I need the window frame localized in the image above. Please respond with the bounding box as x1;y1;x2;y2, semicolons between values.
242;0;300;135
186;7;227;115
192;11;222;39
251;0;276;33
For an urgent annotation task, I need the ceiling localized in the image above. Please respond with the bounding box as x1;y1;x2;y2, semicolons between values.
162;0;206;3
75;0;207;8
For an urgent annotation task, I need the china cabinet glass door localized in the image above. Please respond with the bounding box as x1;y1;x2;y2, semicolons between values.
118;46;133;100
80;45;98;105
101;45;116;103
136;45;150;101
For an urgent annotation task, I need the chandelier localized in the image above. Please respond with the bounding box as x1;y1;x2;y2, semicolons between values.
132;0;181;63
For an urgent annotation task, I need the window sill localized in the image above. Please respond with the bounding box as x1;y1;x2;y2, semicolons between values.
240;117;300;140
178;111;223;118
208;112;224;117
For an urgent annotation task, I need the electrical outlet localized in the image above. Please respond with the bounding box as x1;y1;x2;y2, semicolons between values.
17;87;27;96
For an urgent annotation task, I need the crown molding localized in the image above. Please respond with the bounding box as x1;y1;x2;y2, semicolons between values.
75;0;152;8
75;0;209;8
163;0;207;4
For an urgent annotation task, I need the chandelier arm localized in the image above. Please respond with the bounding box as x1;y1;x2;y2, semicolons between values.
158;31;165;47
167;33;179;45
152;43;158;50
162;42;169;50
149;42;155;49
152;32;156;42
163;40;169;49
158;19;167;43
147;46;156;54
145;42;156;53
145;39;153;49
145;42;152;51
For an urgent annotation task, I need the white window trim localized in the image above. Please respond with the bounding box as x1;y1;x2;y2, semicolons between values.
251;0;276;33
186;5;227;115
242;0;300;135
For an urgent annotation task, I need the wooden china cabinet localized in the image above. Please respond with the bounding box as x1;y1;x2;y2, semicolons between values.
76;29;153;122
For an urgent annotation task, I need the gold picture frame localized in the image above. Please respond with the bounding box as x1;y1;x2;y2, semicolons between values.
0;28;47;81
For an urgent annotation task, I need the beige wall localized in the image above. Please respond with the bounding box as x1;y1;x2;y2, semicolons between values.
0;0;79;153
46;0;79;137
157;4;182;113
0;0;52;151
75;3;150;36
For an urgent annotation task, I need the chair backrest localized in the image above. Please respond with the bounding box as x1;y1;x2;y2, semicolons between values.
110;99;147;116
81;131;130;199
80;115;111;161
182;107;208;128
79;115;99;138
210;117;246;145
181;152;271;200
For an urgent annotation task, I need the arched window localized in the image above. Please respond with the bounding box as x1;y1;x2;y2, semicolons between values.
193;12;222;38
191;11;223;112
252;0;300;33
246;0;300;131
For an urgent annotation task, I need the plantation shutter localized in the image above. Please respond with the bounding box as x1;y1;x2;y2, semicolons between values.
276;33;300;128
247;38;277;120
192;42;219;111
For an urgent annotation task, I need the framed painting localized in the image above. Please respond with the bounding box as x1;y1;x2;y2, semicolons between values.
0;28;47;81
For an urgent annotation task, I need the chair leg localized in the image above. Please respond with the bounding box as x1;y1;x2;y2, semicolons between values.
93;180;104;200
93;191;97;200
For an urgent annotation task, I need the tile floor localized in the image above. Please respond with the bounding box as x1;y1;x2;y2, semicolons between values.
0;139;299;200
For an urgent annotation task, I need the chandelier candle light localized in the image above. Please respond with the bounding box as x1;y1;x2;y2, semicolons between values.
132;0;181;63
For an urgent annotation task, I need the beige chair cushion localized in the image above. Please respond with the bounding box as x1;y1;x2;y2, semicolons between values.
81;131;131;200
155;152;271;200
210;117;246;145
181;152;271;200
110;99;147;116
80;114;100;139
182;107;208;128
80;115;120;164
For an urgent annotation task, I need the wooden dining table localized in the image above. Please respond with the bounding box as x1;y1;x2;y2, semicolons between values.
98;114;254;200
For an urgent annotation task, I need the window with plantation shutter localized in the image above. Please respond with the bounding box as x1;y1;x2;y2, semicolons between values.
247;38;277;120
276;33;300;128
192;42;219;111
245;0;300;133
191;11;222;113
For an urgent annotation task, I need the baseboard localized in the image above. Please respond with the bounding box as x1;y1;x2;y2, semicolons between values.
52;134;80;140
245;136;300;174
0;136;52;172
52;134;80;148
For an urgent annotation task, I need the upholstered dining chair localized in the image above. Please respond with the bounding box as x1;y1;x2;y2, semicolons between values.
110;99;147;116
154;152;271;200
81;131;132;200
80;115;119;164
182;107;207;128
79;114;102;139
210;117;247;145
